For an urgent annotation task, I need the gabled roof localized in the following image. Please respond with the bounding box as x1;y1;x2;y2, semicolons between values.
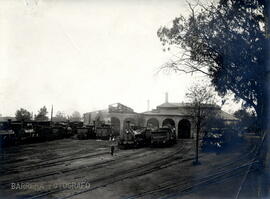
143;102;237;121
142;108;191;117
157;102;220;109
157;102;190;108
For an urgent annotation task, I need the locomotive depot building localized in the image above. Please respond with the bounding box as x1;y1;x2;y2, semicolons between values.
83;94;238;139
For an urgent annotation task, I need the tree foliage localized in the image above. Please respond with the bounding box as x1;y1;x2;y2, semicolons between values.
35;106;49;121
234;109;256;129
15;108;32;121
69;111;81;122
157;0;269;127
54;111;67;122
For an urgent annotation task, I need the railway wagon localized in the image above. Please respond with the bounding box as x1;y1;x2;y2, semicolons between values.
96;124;112;140
35;127;53;141
51;122;73;139
59;122;73;138
0;120;76;146
69;121;84;135
51;126;65;139
77;125;95;140
151;127;176;146
19;122;38;143
9;121;38;144
0;121;16;147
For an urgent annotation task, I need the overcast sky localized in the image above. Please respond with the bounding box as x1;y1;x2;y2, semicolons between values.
0;0;238;117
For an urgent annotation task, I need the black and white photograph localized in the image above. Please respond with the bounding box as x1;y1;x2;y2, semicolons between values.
0;0;270;198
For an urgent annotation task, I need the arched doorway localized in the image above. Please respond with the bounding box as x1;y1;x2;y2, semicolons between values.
162;118;175;129
146;118;159;130
178;119;191;139
123;118;136;130
111;117;120;136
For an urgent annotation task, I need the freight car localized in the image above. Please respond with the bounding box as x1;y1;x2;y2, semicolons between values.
59;122;73;138
0;120;76;146
9;121;38;143
96;124;112;140
19;122;38;143
51;122;73;139
77;125;95;140
150;127;176;146
69;121;84;135
0;121;16;147
33;121;53;141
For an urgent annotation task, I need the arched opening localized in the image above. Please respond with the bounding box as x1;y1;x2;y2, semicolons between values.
178;119;191;139
111;117;120;136
146;118;159;130
162;118;175;129
123;118;136;130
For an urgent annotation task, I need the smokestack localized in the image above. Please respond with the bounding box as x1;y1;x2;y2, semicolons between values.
165;92;168;103
147;100;150;111
51;105;53;122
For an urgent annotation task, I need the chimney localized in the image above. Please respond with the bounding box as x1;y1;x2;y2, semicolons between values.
165;92;168;103
147;100;150;111
51;104;53;122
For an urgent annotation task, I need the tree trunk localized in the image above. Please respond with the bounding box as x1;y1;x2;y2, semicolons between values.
194;103;201;165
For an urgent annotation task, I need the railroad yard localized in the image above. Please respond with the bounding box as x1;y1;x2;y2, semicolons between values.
0;135;262;199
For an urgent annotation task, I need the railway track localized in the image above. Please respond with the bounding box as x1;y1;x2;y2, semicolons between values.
159;161;257;199
5;140;255;199
22;144;190;199
123;159;257;199
1;138;258;199
0;150;110;175
0;145;169;187
234;132;267;199
0;148;86;170
120;137;262;199
0;141;109;170
0;141;82;163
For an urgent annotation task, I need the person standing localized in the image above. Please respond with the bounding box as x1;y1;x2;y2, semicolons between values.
110;135;116;156
110;145;115;156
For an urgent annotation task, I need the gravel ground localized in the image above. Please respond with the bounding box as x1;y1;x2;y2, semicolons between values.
0;136;260;199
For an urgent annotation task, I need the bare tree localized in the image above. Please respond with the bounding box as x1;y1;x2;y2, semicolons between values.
185;83;217;165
